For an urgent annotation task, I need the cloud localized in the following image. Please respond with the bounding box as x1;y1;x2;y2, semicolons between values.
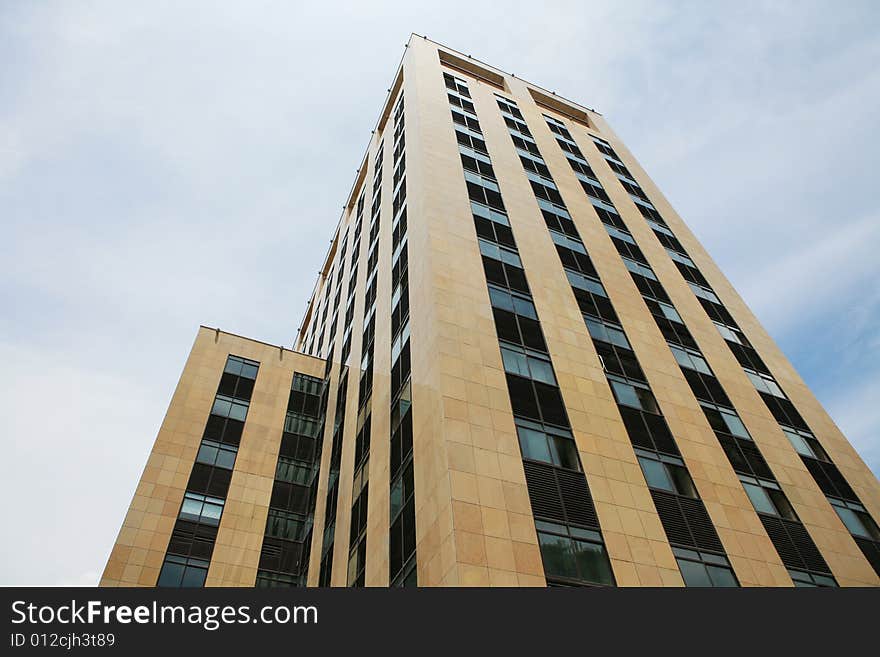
0;340;163;586
826;374;880;476
1;1;879;585
737;212;880;334
58;571;101;588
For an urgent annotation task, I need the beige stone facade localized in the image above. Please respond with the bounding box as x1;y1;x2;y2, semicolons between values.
101;328;325;587
101;35;880;588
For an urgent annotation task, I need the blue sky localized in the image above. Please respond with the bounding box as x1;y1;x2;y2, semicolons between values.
1;1;878;585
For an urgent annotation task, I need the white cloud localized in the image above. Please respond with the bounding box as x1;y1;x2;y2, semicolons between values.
1;1;879;585
0;341;164;585
737;212;880;334
58;571;100;588
826;374;880;476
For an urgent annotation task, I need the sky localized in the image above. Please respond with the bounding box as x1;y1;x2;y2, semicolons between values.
1;1;878;586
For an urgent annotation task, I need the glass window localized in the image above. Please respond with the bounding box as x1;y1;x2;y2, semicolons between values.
805;436;829;461
585;317;607;342
536;519;567;534
671;345;711;375
548;435;580;470
689;353;711;375
277;458;311;485
660;303;682;323
763;378;785;398
702;406;726;434
500;249;522;268
706;565;738;587
211;397;232;417
223;355;259;380
502;346;556;385
714;322;741;344
789;569;837;587
572;539;615;585
704;404;750;440
180;565;208;587
479;239;519;267
534;383;567;426
670;345;692;370
196;440;236;469
179;495;204;522
507;374;540;420
567;270;605;296
538;530;614;585
743;482;777;516
538;532;578;579
224;358;244;376
677;555;737;587
201;500;224;524
179;492;224;525
689;282;720;303
611;380;641;409
240;362;259;380
612;379;660;414
678;559;713;586
517;423;579;470
721;411;749;439
639;455;696;497
585;278;606;297
528;356;557;385
512;296;537;319
638;456;673;491
488;286;513;312
668;464;697;498
157;561;185;587
767;488;797;521
501;347;530;378
833;506;877;539
745;370;768;392
587;316;628;349
783;428;813;457
228;400;248;421
215;447;236;469
517;426;552;464
666;248;695;267
157;556;209;588
390;476;403;519
745;370;786;399
196;443;218;465
635;387;660;414
606;326;629;349
267;509;305;540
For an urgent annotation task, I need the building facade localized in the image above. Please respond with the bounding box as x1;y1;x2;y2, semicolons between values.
101;35;880;588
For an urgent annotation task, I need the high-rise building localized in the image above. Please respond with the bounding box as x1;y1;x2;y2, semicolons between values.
101;35;880;588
